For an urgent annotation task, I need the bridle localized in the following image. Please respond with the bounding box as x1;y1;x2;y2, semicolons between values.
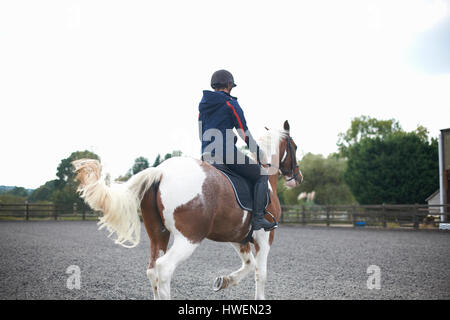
262;135;301;182
279;135;301;182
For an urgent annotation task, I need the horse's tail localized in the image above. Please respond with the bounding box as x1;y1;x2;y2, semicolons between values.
72;159;162;248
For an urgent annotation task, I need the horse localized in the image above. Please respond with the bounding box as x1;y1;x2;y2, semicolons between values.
72;120;303;300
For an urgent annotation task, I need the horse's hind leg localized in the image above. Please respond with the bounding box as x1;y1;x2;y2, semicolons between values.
146;230;170;300
141;188;170;300
155;234;199;300
253;230;271;300
213;242;256;292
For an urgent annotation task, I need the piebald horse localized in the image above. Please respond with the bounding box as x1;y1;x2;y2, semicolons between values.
72;120;302;300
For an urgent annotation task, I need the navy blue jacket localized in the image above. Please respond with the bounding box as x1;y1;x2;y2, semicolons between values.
198;90;260;162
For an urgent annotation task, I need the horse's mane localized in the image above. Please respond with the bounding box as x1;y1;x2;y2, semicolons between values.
257;129;289;159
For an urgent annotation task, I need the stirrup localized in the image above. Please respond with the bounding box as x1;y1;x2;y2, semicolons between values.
263;210;278;231
252;216;277;232
264;210;276;220
264;222;278;232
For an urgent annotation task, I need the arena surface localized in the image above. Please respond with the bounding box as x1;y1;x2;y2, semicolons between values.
0;221;449;300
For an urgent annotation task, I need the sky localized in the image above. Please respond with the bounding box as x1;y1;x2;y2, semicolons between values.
1;0;450;189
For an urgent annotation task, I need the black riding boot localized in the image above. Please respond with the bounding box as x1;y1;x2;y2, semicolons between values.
252;176;278;231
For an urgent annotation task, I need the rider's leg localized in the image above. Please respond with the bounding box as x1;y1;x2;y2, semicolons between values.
225;149;277;232
252;174;277;231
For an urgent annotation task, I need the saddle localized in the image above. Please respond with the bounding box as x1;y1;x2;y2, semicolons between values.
211;163;270;212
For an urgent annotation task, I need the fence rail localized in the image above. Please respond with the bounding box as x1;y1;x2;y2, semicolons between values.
0;203;99;221
1;202;449;230
280;204;450;230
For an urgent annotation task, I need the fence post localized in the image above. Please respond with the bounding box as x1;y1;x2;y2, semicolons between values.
25;201;29;221
413;203;419;230
352;205;356;227
382;203;387;228
302;205;306;226
326;206;330;227
53;204;57;221
73;202;77;218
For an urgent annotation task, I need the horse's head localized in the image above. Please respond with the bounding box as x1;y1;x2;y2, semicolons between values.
278;120;303;188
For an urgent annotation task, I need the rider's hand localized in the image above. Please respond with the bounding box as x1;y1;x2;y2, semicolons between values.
256;146;268;165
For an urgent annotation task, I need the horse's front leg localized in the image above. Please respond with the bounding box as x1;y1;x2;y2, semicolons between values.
253;229;272;300
213;242;256;291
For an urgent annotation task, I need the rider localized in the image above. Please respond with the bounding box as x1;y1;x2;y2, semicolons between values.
198;69;278;232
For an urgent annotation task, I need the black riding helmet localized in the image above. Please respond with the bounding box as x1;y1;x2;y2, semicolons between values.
211;69;237;89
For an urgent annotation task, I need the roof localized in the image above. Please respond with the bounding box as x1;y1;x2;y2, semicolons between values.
425;189;440;202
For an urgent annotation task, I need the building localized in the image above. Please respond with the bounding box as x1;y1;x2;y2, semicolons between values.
425;190;440;214
439;128;450;222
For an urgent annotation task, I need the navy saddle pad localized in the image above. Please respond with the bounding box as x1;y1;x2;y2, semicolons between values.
211;163;269;212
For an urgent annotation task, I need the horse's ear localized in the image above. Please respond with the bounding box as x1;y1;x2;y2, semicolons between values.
283;120;290;132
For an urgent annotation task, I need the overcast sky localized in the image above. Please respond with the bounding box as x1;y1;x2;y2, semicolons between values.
1;0;449;189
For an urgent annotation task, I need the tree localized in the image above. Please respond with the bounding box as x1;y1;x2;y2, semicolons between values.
152;150;183;167
28;180;57;202
116;151;183;182
132;157;149;174
344;131;439;204
0;193;27;204
56;150;100;189
52;184;83;208
337;115;402;157
4;187;29;197
115;170;132;182
53;150;100;207
152;154;162;167
163;150;183;162
278;153;356;205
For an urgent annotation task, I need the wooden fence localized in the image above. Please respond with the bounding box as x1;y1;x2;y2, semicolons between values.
280;204;450;230
0;203;98;221
0;202;449;230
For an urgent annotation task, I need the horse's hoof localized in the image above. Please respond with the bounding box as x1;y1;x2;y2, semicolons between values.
213;276;224;292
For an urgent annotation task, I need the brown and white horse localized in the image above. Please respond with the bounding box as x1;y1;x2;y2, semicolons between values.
72;120;302;300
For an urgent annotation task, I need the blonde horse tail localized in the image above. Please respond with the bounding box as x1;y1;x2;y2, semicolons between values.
72;159;162;248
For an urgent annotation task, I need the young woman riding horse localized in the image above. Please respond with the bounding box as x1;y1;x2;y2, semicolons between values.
72;71;303;299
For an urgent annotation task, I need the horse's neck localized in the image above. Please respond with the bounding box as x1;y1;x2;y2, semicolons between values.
265;148;280;194
268;142;283;194
268;174;278;194
261;132;284;195
268;171;282;220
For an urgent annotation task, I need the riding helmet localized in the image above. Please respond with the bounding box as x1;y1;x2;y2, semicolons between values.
211;69;237;89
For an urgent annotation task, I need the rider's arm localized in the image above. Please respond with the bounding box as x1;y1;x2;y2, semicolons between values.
226;100;266;163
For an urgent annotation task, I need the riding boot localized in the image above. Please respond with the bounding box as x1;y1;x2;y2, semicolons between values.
252;176;278;231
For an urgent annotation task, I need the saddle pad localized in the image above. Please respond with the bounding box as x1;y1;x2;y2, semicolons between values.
211;163;269;212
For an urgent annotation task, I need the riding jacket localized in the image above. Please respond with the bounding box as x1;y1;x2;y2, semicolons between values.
198;90;261;163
